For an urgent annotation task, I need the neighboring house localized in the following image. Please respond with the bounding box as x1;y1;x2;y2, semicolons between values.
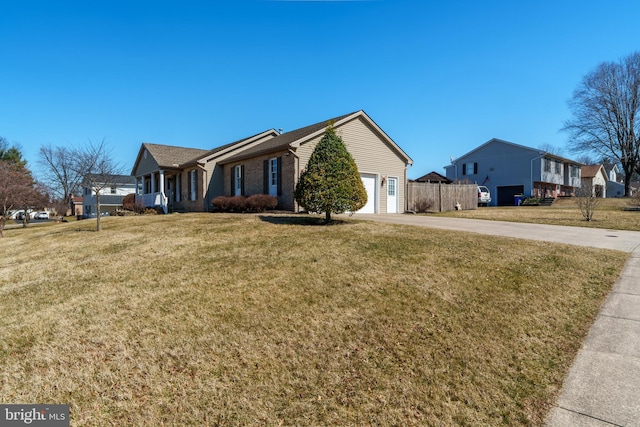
606;164;626;198
581;165;608;197
131;110;414;214
82;174;137;217
444;138;583;206
413;171;452;184
70;196;83;216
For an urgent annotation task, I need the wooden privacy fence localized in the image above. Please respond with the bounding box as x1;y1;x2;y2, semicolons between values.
407;182;477;212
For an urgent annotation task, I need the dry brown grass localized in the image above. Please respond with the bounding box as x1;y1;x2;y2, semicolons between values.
0;214;629;426
437;197;640;231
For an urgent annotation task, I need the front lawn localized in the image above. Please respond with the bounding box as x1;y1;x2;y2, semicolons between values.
0;214;628;425
437;197;640;231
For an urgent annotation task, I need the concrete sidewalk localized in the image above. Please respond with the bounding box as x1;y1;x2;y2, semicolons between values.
352;214;640;427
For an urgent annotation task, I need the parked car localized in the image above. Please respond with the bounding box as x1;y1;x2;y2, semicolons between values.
478;186;491;206
34;212;50;220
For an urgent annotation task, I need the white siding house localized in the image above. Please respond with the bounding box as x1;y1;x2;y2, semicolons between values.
82;174;137;217
581;165;608;197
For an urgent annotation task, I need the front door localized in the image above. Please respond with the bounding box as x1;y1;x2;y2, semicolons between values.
386;177;398;213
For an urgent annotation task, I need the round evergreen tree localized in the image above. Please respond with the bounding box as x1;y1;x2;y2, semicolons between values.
294;125;367;222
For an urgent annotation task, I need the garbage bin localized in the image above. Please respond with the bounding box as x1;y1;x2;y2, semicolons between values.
514;195;523;206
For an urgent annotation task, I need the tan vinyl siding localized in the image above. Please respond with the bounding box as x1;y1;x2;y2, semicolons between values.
295;116;408;213
133;149;160;176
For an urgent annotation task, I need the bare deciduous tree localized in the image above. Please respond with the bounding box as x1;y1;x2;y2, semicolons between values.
73;139;124;231
575;182;601;221
38;144;84;215
538;143;565;157
563;51;640;197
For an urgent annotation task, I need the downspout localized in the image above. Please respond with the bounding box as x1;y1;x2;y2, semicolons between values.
404;162;411;213
530;152;545;197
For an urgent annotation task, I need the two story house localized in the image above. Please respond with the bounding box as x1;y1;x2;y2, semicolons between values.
82;174;138;217
444;138;582;206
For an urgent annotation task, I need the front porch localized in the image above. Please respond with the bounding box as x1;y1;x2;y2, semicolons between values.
134;170;180;214
532;182;576;198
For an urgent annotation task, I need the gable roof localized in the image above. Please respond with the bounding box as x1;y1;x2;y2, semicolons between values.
451;138;543;163
449;138;582;166
220;112;356;162
85;174;136;185
133;143;209;173
220;110;413;165
414;171;451;183
132;129;280;174
581;164;607;180
181;129;279;167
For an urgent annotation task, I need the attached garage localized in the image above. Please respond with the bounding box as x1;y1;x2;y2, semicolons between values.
496;185;525;206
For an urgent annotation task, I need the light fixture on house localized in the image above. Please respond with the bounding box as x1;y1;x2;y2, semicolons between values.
381;175;387;186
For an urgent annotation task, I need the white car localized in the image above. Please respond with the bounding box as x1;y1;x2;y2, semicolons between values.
478;186;491;206
34;212;50;220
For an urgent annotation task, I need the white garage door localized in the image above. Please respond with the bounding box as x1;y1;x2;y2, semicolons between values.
358;174;376;214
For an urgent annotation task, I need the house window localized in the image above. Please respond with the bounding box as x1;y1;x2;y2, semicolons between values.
269;158;278;196
189;170;197;201
544;158;551;172
554;161;561;174
175;173;181;202
462;162;477;175
263;157;281;196
570;165;579;178
388;176;396;196
233;165;244;196
111;186;117;194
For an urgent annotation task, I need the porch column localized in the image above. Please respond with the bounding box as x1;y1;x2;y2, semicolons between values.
159;170;165;196
150;173;156;194
159;170;167;214
141;176;146;194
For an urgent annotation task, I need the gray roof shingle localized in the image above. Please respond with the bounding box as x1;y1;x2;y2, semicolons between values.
142;143;210;169
220;111;358;164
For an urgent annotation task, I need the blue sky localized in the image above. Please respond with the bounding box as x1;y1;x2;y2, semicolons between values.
2;0;639;180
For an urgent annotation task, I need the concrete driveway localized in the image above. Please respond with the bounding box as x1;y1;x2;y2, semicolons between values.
353;214;640;426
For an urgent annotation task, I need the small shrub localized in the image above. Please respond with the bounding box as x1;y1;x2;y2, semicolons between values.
521;197;540;206
122;193;145;214
122;193;135;210
212;195;248;212
413;198;434;213
213;194;278;213
227;196;247;212
575;184;600;221
246;194;278;212
212;196;232;211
